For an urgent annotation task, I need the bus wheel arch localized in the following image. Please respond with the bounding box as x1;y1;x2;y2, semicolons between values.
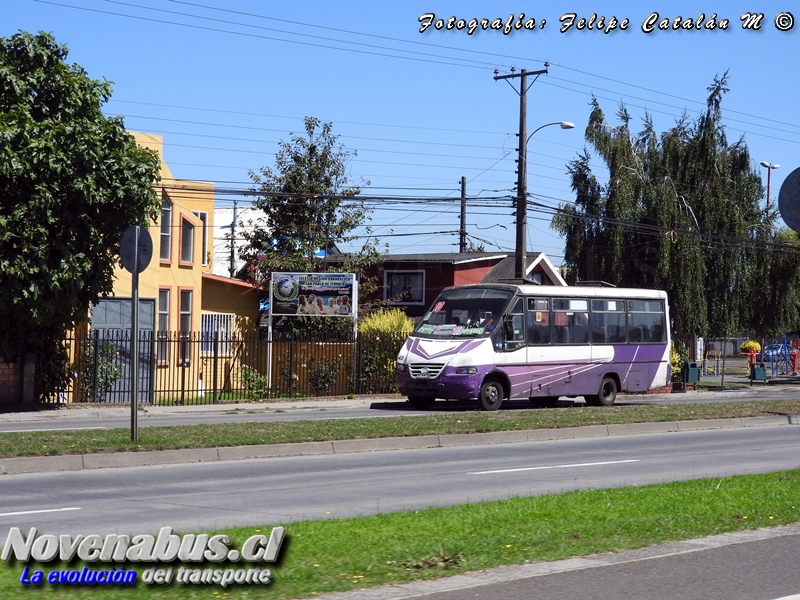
585;374;619;407
478;376;505;411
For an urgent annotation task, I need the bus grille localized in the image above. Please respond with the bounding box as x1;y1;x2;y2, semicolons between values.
409;363;445;380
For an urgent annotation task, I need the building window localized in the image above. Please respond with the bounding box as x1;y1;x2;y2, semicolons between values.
160;193;172;261
179;289;193;364
192;211;209;266
180;217;195;265
157;288;170;364
201;312;235;356
385;271;425;305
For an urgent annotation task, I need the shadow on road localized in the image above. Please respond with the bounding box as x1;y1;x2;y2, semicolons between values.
369;398;602;412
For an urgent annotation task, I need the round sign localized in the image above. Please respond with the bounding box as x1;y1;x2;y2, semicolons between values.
120;225;153;274
778;167;800;233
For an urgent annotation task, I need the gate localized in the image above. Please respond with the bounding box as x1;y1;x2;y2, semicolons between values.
82;298;156;403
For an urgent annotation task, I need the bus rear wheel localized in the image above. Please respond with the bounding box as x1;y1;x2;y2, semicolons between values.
408;396;434;409
585;377;617;407
478;379;504;411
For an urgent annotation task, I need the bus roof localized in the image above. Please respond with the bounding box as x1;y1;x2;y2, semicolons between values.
441;284;668;300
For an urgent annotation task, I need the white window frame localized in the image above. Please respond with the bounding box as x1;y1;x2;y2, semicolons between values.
201;312;235;356
384;270;425;305
157;288;170;364
192;210;209;266
179;289;193;364
160;192;172;261
180;217;195;265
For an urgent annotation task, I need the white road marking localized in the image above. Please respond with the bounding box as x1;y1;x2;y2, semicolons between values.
0;507;81;517
772;596;800;599
469;459;640;475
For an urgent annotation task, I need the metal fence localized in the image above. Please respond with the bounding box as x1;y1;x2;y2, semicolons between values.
55;329;407;405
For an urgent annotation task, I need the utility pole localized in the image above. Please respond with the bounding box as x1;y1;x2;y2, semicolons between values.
459;176;467;252
760;161;780;219
494;64;549;280
229;199;238;277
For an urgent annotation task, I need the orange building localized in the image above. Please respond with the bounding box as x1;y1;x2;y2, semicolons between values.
70;133;260;404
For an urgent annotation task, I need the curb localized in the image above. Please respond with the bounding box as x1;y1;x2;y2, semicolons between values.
0;414;793;476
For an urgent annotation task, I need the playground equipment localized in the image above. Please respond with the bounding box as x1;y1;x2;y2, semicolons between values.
702;350;722;377
762;335;798;378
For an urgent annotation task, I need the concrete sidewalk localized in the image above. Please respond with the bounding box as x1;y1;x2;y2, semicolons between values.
0;380;785;423
0;395;381;423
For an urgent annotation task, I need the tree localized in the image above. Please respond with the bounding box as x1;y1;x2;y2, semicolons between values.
465;239;486;252
242;116;383;306
551;73;796;339
0;31;161;398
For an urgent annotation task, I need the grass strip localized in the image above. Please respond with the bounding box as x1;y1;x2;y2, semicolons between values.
2;399;800;458
2;469;800;598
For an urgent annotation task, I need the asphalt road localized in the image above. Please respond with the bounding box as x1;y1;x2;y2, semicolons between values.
3;404;800;599
2;425;799;541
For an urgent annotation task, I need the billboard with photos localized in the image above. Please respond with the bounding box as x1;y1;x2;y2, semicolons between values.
270;273;356;317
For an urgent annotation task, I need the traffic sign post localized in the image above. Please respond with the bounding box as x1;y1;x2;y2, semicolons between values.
120;225;153;442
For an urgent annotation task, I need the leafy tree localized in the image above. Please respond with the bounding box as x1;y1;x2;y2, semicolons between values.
242;116;384;312
465;239;486;252
551;73;797;339
0;31;161;398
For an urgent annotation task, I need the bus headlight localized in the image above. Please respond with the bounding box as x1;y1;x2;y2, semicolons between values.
396;363;407;373
455;366;477;375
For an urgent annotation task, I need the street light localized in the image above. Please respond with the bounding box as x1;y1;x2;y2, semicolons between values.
514;121;575;279
528;121;575;143
760;161;780;218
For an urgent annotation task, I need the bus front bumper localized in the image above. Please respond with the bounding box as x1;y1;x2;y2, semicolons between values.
396;369;481;400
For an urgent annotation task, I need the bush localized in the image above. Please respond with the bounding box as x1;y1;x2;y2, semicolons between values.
670;339;688;382
740;340;762;353
358;309;415;337
306;353;343;394
241;365;268;401
355;309;415;394
73;338;124;402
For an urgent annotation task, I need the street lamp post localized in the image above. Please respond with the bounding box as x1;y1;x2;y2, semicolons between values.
514;120;574;279
760;161;780;218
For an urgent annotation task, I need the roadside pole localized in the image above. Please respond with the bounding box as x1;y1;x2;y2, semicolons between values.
120;225;153;442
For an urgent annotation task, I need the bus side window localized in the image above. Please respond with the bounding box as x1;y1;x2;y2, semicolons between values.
504;314;525;350
628;299;665;344
572;314;589;344
526;298;550;345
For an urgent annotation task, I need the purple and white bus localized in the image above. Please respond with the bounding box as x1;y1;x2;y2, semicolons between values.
395;284;670;410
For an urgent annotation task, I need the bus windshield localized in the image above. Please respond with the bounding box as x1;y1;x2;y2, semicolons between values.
413;288;514;338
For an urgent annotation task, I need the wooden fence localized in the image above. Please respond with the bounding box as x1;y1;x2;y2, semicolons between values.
52;329;406;405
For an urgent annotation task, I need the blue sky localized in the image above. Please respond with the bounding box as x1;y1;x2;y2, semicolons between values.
5;1;798;263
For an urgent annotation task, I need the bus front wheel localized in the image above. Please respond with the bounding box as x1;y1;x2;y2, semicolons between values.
408;396;434;409
478;379;504;411
585;377;617;407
